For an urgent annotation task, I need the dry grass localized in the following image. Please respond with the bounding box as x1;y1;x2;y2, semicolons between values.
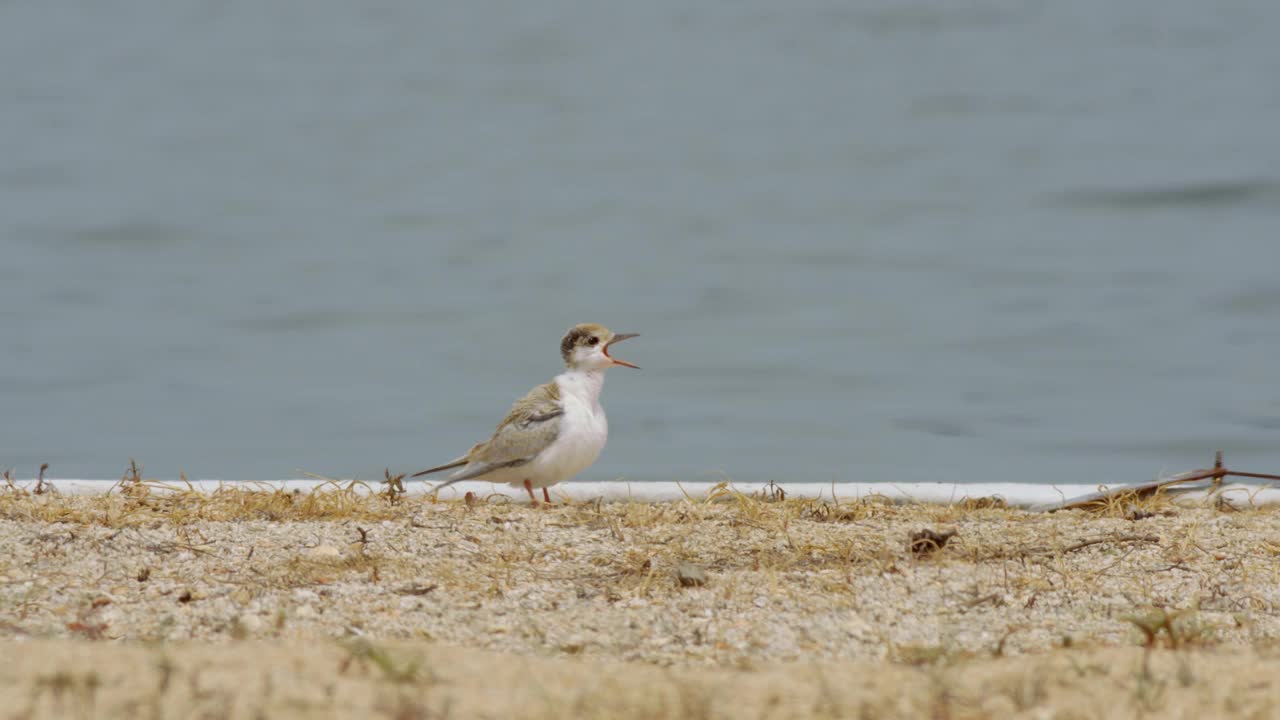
0;478;408;526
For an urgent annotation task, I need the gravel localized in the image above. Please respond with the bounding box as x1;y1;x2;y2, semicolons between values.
2;490;1278;667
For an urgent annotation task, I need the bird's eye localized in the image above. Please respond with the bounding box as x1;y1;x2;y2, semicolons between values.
587;337;599;346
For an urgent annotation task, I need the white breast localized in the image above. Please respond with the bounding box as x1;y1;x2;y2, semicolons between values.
521;370;609;489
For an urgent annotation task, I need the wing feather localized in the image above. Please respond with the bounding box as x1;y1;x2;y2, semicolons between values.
427;381;563;492
414;380;565;491
470;381;564;466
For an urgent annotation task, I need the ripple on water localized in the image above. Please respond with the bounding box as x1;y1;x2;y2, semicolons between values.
237;309;363;334
892;416;978;439
1220;414;1280;432
1046;178;1280;211
1212;285;1280;316
22;220;188;249
0;165;75;189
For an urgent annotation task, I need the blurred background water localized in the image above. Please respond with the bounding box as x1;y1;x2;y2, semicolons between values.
2;1;1278;484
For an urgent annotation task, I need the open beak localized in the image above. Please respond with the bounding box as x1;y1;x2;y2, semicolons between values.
603;333;640;368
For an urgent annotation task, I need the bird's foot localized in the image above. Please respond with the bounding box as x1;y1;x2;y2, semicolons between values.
523;479;542;507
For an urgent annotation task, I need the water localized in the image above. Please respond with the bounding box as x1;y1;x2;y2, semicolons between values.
3;1;1279;485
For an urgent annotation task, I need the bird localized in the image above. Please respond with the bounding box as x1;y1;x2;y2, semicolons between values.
410;323;639;504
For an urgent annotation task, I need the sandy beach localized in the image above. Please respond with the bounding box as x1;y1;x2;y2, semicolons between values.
3;483;1279;718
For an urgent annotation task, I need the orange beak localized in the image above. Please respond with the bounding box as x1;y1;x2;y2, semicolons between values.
603;333;640;368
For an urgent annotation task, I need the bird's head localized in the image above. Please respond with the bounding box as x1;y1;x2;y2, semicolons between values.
560;323;639;371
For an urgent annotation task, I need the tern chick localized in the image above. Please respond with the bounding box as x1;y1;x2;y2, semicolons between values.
411;323;639;504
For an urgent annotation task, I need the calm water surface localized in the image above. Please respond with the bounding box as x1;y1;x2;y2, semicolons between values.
3;1;1279;484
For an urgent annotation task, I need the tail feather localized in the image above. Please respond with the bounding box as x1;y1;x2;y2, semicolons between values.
427;458;528;496
426;474;472;496
410;457;468;478
427;466;491;491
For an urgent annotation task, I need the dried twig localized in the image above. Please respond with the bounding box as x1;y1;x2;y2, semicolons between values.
1035;451;1280;513
1059;534;1160;554
380;469;406;504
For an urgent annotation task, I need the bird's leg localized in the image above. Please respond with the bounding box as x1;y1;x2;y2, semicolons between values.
542;487;552;504
522;479;539;506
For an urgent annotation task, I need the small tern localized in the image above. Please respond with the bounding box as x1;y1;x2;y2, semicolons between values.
411;323;639;504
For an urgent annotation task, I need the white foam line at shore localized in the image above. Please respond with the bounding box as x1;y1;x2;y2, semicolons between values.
8;479;1280;508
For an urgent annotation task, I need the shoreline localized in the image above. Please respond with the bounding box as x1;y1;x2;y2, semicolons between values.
7;475;1280;508
3;487;1279;717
